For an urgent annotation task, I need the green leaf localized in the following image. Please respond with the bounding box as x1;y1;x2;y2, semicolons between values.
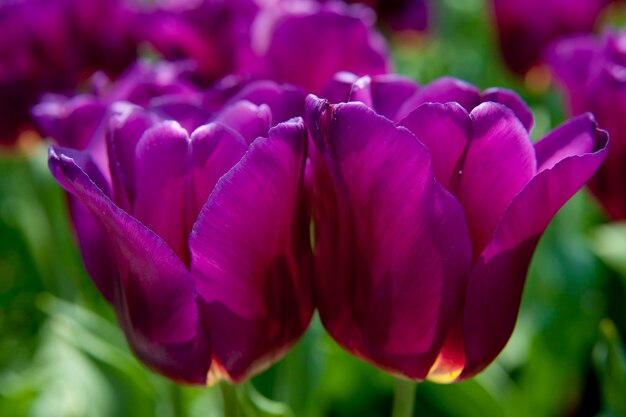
594;320;626;417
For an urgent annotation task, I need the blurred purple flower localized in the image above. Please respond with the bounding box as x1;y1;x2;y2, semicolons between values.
45;72;312;384
143;0;391;92
138;0;259;84
307;74;608;381
318;0;429;32
0;0;140;146
491;0;611;75
548;30;626;219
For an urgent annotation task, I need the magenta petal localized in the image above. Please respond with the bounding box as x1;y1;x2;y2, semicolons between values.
48;147;210;383
399;102;471;188
460;119;608;378
306;96;472;379
133;121;190;263
459;103;537;255
213;100;272;144
189;119;312;381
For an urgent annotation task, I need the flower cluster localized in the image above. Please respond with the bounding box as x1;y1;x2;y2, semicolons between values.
0;0;612;392
44;67;607;384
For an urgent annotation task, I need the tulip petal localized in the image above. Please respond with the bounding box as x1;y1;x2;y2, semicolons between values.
49;146;200;344
460;117;608;378
399;102;471;189
51;146;116;302
459;102;537;255
306;96;472;379
190;119;312;381
49;147;210;383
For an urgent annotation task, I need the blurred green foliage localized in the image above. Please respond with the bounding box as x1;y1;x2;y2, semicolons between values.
1;0;626;416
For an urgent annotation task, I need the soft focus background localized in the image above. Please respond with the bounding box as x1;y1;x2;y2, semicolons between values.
1;0;626;416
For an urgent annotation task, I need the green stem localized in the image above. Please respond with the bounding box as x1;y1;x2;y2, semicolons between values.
171;383;183;417
391;378;416;417
219;382;243;417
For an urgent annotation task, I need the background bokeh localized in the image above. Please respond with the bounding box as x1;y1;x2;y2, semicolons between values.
1;0;626;416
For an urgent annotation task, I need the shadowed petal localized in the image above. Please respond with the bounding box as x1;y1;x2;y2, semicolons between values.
459;118;608;378
213;100;272;143
227;80;306;124
458;102;536;255
306;96;472;379
190;119;312;381
399;102;471;189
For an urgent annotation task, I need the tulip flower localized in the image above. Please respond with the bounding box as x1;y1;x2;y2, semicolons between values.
45;73;312;384
547;30;626;219
306;74;608;381
491;0;611;75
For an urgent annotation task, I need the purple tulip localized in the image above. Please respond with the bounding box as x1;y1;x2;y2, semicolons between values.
491;0;611;75
547;30;626;219
306;74;608;381
47;81;313;384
